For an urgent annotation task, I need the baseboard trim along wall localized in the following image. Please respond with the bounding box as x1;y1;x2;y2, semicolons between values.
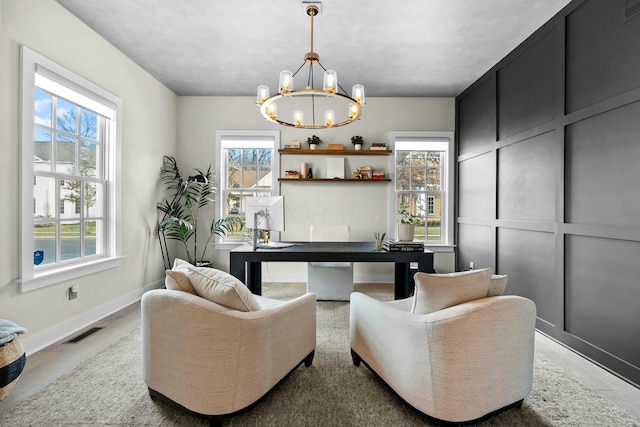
21;279;164;356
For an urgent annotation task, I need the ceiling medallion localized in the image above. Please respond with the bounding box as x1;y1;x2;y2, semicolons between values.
256;3;365;129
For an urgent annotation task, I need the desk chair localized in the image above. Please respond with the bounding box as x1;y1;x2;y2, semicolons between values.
307;224;354;301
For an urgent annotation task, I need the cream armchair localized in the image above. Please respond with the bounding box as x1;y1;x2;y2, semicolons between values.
142;289;316;425
349;282;536;423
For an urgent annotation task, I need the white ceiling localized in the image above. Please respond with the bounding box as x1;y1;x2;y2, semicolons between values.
54;0;571;97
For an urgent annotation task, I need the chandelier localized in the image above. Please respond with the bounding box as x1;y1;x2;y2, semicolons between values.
256;3;365;129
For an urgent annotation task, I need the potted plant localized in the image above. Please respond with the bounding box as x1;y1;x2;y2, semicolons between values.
306;135;323;150
351;135;364;150
156;155;243;269
396;206;420;242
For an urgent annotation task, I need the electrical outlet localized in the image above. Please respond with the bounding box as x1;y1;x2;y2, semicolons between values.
69;284;78;300
469;261;474;270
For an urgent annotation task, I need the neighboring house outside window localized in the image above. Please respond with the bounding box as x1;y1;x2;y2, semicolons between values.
215;131;280;244
390;131;454;247
17;46;122;292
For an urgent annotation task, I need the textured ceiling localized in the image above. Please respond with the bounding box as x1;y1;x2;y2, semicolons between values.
54;0;571;97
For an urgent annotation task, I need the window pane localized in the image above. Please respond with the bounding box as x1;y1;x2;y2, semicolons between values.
226;192;241;215
427;167;441;190
396;167;410;190
84;220;100;256
56;98;77;134
33;222;56;266
34;176;56;220
256;149;272;189
60;221;81;261
80;108;98;140
61;180;81;218
34;128;52;172
56;134;76;173
80;141;98;177
34;88;52;127
242;149;258;189
85;182;103;217
396;152;410;167
411;168;426;190
411;151;425;166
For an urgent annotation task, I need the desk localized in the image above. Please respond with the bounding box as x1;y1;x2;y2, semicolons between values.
229;242;434;300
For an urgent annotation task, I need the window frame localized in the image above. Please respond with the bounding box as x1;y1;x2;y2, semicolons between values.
215;130;280;247
388;131;455;249
16;46;122;292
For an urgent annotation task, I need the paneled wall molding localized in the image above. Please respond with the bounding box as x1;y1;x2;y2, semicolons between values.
456;0;640;387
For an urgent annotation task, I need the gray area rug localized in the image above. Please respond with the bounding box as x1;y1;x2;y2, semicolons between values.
3;286;639;426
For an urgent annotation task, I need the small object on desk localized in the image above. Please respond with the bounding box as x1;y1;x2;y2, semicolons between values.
374;232;386;251
383;239;424;252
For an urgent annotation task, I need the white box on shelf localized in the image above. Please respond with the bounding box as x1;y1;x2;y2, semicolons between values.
326;157;345;179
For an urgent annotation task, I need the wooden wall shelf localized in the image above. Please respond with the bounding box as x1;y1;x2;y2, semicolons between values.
279;178;391;183
279;149;392;155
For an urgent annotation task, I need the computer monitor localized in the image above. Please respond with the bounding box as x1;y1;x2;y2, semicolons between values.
245;196;285;232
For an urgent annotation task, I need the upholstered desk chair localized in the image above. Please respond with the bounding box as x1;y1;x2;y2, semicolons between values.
349;268;536;424
142;260;316;426
307;224;354;301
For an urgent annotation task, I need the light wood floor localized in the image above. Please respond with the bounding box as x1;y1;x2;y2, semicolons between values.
1;283;639;423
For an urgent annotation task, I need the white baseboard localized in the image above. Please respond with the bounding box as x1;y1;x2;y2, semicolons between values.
21;279;164;356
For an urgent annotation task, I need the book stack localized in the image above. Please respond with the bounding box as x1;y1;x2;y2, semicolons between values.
372;171;385;180
284;170;300;179
370;143;387;151
383;240;424;252
284;141;301;149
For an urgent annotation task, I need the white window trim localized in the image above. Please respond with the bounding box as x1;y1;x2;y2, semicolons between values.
15;46;123;292
387;131;455;249
215;130;280;249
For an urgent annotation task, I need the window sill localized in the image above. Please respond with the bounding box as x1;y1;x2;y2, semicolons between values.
15;256;124;293
424;244;456;253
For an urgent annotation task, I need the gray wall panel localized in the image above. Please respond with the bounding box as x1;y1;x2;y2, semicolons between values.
458;153;493;219
497;30;556;140
497;228;558;325
565;100;640;227
498;133;556;221
458;76;495;156
456;224;492;271
565;235;640;367
566;0;640;112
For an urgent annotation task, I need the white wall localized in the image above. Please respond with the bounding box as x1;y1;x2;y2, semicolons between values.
0;0;177;354
178;96;456;280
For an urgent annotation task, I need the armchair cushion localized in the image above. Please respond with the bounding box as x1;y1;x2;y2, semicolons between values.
489;274;508;297
411;268;492;314
187;266;261;312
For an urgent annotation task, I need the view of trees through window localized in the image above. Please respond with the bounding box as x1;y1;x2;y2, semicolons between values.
395;150;444;242
33;87;104;266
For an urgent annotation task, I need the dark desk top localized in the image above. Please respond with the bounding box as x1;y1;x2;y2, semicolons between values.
230;241;432;263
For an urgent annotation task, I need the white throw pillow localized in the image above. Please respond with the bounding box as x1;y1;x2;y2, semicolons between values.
488;274;508;297
165;269;197;294
187;266;261;312
411;268;492;314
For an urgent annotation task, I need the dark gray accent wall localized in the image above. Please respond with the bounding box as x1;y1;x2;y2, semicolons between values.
456;0;640;387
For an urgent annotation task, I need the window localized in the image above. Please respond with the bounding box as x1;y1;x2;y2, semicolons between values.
216;131;280;244
17;46;122;292
390;132;454;246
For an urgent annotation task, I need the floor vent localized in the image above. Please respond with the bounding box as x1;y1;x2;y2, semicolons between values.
66;327;103;343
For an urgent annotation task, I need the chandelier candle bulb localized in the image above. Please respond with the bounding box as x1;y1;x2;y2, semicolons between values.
294;110;304;126
325;110;335;127
279;70;293;93
257;85;269;105
266;102;277;119
323;70;337;93
352;84;365;105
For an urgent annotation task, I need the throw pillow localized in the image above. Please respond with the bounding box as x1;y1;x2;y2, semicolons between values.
187;266;261;312
411;268;492;314
488;274;508;297
165;269;197;294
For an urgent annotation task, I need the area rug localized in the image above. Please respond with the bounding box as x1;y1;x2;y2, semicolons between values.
2;285;638;426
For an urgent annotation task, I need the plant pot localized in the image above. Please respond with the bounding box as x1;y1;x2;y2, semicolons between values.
354;144;362;150
397;224;415;242
310;144;317;150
